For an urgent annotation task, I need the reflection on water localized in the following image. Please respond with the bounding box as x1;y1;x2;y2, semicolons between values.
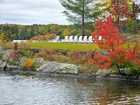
0;74;140;105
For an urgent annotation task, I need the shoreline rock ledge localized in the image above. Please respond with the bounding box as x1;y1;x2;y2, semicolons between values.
0;58;140;82
37;61;79;74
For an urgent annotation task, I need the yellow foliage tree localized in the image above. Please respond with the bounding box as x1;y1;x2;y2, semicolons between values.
63;28;71;36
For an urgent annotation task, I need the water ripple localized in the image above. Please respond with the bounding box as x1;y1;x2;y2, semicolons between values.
0;74;140;105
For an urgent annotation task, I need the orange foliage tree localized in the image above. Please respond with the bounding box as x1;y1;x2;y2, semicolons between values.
109;0;130;27
30;33;56;41
91;16;140;75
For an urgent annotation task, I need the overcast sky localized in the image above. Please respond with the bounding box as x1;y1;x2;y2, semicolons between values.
0;0;70;25
0;0;140;25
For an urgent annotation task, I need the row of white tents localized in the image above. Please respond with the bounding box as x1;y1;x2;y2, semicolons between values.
13;36;102;43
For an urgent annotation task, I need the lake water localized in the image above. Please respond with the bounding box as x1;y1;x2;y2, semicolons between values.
0;73;140;105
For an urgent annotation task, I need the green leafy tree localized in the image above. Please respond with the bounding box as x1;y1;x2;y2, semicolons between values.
92;0;110;20
59;0;96;36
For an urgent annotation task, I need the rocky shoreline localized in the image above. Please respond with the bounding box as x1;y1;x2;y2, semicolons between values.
0;61;140;82
0;47;140;82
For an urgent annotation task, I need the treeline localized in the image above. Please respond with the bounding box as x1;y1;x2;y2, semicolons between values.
1;21;140;42
0;24;94;41
1;20;140;42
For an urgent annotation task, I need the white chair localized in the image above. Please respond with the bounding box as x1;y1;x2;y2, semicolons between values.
88;36;93;43
83;36;88;43
98;36;102;40
68;36;74;42
73;36;78;42
61;36;69;42
49;36;60;42
78;36;83;43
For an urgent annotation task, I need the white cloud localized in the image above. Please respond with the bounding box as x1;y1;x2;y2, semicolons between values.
0;0;69;25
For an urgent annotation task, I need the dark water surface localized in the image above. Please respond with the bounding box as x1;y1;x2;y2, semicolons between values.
0;73;140;105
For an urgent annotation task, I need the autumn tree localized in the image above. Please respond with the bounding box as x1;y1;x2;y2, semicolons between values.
0;31;6;41
109;0;130;28
0;24;19;41
63;28;71;36
30;33;56;41
91;16;140;75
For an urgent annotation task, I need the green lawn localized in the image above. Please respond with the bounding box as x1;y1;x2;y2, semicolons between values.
29;41;140;51
29;42;99;51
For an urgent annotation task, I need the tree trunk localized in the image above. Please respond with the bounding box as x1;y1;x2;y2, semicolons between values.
82;0;85;36
116;64;122;75
3;61;7;71
117;15;120;29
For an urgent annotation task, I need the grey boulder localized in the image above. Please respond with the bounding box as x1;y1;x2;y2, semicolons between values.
37;61;79;74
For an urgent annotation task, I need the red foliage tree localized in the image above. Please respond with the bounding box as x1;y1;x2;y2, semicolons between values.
109;0;130;27
91;16;140;75
93;16;125;51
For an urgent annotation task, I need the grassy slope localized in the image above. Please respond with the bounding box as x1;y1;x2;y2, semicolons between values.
29;41;140;51
29;42;99;51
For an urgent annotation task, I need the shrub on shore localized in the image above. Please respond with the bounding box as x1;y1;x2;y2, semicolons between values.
37;49;47;58
0;53;3;59
20;58;39;70
3;42;14;49
18;42;30;50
